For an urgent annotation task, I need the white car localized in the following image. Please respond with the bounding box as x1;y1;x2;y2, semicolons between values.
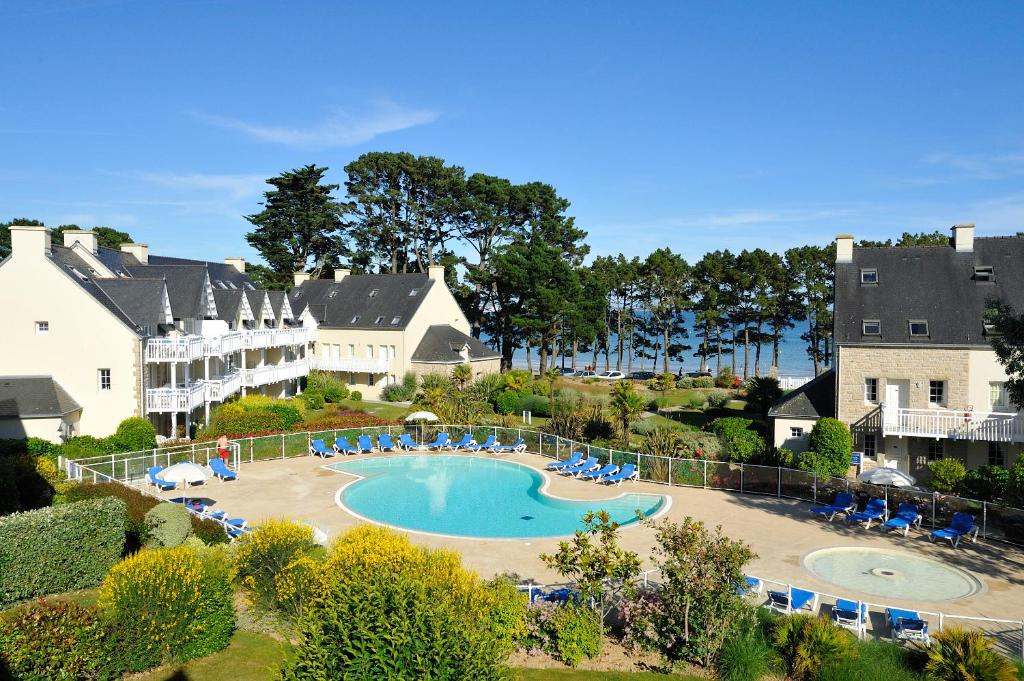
596;371;625;380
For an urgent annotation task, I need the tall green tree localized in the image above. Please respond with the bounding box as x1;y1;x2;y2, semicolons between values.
691;251;734;373
642;248;691;373
986;300;1024;409
857;230;950;247
609;381;647;448
50;225;134;250
785;244;835;375
245;165;351;288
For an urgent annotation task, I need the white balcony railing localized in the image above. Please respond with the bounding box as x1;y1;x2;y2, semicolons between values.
146;327;315;362
881;404;1024;443
310;356;390;374
204;371;242;402
144;336;203;362
145;382;206;413
243;327;316;350
241;359;310;388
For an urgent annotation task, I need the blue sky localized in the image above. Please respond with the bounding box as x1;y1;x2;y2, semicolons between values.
2;1;1023;264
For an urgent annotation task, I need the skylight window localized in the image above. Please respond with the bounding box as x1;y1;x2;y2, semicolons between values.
860;268;878;284
242;282;255;290
909;320;929;337
227;281;238;290
391;316;401;326
350;315;360;324
214;280;227;289
369;289;379;298
293;289;303;299
328;290;337;299
375;316;385;325
409;288;419;297
862;320;881;336
974;266;995;282
69;266;89;281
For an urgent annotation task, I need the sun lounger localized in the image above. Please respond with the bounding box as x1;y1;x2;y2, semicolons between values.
309;439;334;458
356;434;376;453
738;576;763;597
809;491;856;521
599;463;638;486
929;512;979;548
882;503;922;536
547;452;583;470
447;433;475;450
378;433;397;452
464;435;497;451
887;608;930;645
579;463;618;481
559;456;598;477
397;433;421;450
209;457;237;481
489;438;526;453
333;437;359;455
426;432;450;450
832;599;868;634
846;498;887;529
198;504;227;521
147;466;176;491
767;587;817;614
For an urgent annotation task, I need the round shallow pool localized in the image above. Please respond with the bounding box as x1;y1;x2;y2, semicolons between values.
328;455;666;539
804;547;982;601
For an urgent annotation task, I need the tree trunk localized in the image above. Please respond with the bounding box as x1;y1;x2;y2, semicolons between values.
807;310;820;375
663;325;671;374
572;338;579;371
772;330;780;375
526;338;534;374
615;310;624;372
539;336;548;375
731;322;737;376
743;324;750;379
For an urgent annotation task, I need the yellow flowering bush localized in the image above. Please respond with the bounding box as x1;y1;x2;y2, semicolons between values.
97;545;234;671
234;518;319;614
282;525;522;681
274;554;324;620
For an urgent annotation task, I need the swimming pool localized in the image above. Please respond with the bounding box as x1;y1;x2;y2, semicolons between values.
327;455;667;539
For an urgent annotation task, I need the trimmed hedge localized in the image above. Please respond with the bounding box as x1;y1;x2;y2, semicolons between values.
0;497;127;607
60;481;159;550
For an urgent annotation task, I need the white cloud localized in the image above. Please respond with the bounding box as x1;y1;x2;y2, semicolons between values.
193;101;439;149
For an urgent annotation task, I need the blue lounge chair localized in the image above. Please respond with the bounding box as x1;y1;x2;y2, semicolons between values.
357;434;375;453
887;608;930;645
560;456;598;477
809;491;856;521
333;437;358;455
209;458;237;481
426;432;450;450
309;439;334;458
148;466;176;491
198;504;227;520
832;599;868;634
767;587;817;614
447;433;475;450
580;463;618;481
378;433;397;452
547;452;583;471
600;463;638;486
882;503;922;536
738;576;763;597
846;498;887;529
929;512;978;548
464;435;497;451
490;438;526;453
397;433;421;450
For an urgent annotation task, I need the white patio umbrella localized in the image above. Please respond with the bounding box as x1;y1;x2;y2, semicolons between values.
405;410;439;422
159;462;210;486
857;467;916;487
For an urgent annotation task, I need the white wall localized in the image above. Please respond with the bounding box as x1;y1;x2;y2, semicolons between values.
771;416;815;454
0;415;78;441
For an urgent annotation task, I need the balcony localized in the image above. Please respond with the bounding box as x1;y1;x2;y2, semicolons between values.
145;336;203;362
146;382;206;413
241;359;310;387
204;371;241;402
146;327;315;362
311;356;390;374
243;327;316;350
881;404;1024;443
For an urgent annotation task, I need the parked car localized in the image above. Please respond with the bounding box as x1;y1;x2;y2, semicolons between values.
596;370;625;380
559;367;578;376
570;370;597;378
629;371;656;381
686;370;713;378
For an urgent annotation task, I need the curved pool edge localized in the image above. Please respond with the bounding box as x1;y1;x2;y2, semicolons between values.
325;453;672;542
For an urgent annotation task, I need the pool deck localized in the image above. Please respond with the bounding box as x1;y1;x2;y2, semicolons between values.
161;450;1024;628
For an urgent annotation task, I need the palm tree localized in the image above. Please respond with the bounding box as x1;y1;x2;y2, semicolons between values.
609;381;646;448
451;363;473;390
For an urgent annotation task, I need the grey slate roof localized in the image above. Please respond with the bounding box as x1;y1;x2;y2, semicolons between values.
148;255;254;290
245;289;269;319
124;264;209;320
94;246;141;274
266;291;290;320
47;245;143;333
289;274;433;330
411;325;501;363
768;369;836;419
213;289;244;321
94;278;169;327
0;376;81;418
835;237;1024;346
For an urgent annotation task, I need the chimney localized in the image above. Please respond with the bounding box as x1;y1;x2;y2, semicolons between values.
224;257;246;273
293;272;310;286
428;264;445;282
334;268;350;282
62;229;97;253
120;242;149;265
835;234;854;264
9;225;51;259
952;223;975;253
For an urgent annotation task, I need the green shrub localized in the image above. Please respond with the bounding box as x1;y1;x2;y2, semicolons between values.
1007;457;1024;507
322;385;349;403
676;377;695;389
710;416;755;438
718;631;778;681
0;599;124;681
98;545;235;672
59;435;114;460
694;376;715;389
678;431;723;459
234;519;319;614
707;390;730;410
716;367;735;389
961;465;1009;502
483;576;529;656
190;514;230;545
495;390;523;415
744;376;783;417
803;418;853;477
306;369;347;396
202;397;304;437
773;614;856;680
726;429;767;463
816;640;925;681
686;394;706;409
928;458;967;494
550;604;602;667
0;454;57;515
144;502;193;548
110;417;157;452
0;497;127;607
924;627;1016;681
302;391;326;409
60;481;159;549
381;377;416;402
350;390;362;401
517;393;551;417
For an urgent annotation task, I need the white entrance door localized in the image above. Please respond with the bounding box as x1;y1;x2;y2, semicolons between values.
884;381;908;431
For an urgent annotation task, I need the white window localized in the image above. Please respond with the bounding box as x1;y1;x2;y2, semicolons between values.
862;320;881;336
990;382;1008;409
35;321;49;334
863;434;877;458
864;378;879;403
989;442;1007;467
389;345;396;359
347;344;355;358
367;345;374;359
379;345;387;362
909;320;929;337
927;440;944;461
790;427;804;438
860;268;878;284
928;380;945;406
367;373;375;387
98;369;111;391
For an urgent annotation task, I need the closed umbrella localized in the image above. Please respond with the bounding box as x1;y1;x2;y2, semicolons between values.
405;411;439;422
857;467;916;487
159;462;210;486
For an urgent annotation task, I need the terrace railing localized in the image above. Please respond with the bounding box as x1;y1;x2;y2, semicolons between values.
310;356;390;374
144;382;206;413
881;404;1023;443
145;327;315;362
241;358;309;387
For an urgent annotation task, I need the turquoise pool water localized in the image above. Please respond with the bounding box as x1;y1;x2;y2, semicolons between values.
328;455;665;539
804;547;982;601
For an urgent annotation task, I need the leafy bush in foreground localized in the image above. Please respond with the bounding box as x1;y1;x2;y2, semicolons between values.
801;418;853;477
144;502;193;548
233;518;319;614
772;614;856;680
110;417;157;452
0;497;127;608
59;481;159;549
550;604;603;667
924;627;1017;681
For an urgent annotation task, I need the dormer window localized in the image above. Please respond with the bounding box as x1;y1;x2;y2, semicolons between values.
375;316;385;325
227;281;238;290
860;268;878;284
328;290;337;299
409;288;419;297
862;320;881;336
974;266;995;282
368;289;379;298
350;315;360;324
983;321;1001;337
391;316;401;326
909;320;929;337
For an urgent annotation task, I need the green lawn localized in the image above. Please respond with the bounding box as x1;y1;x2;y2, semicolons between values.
335;397;411;420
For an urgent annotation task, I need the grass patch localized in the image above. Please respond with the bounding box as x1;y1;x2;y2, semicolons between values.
133;631;291;681
333;398;410;420
515;669;701;680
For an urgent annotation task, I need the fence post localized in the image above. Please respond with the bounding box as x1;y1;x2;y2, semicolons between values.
931;493;937;530
777;466;782;498
813;472;817;504
668;457;673;486
703;459;708;488
281;434;285;459
740;463;744;493
983;501;988;539
249;439;253;463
